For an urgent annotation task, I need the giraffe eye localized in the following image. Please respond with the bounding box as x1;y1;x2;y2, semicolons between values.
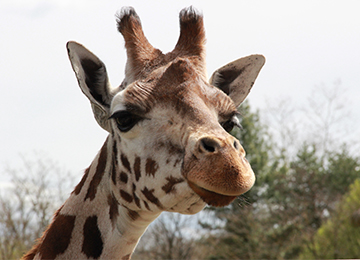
221;116;241;133
110;111;143;132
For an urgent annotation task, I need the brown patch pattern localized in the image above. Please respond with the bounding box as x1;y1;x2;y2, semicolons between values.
38;214;76;259
143;200;150;211
161;176;184;194
127;208;140;221
22;205;67;259
141;187;163;209
111;164;117;185
111;139;119;185
82;216;103;259
72;167;90;195
133;156;141;181
119;171;128;183
173;158;182;167
120;190;133;203
145;158;158;177
121;154;131;173
85;140;108;201
107;194;119;228
132;184;141;208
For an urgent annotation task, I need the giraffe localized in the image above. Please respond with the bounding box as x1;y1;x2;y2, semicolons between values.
23;6;265;260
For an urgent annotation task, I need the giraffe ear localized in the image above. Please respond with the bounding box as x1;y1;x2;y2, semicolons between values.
67;41;114;132
210;55;265;107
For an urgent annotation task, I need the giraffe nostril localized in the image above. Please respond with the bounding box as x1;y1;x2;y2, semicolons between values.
199;137;219;153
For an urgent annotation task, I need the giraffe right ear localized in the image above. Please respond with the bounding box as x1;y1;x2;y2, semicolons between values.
67;41;114;132
210;55;265;108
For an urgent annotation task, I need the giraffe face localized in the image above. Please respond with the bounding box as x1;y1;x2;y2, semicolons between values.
107;59;254;211
67;7;264;213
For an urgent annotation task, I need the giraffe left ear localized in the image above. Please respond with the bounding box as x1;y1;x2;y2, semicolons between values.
67;41;114;132
210;55;265;107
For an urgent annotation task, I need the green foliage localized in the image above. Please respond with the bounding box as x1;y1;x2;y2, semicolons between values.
325;147;360;195
300;179;360;259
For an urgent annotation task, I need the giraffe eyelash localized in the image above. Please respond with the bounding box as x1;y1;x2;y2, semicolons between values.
109;111;144;132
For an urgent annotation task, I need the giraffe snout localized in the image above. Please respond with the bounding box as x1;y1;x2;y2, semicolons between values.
184;134;255;207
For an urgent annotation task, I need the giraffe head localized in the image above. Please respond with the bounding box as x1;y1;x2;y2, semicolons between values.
67;7;264;213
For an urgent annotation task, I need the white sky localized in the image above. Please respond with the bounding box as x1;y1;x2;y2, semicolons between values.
1;0;360;183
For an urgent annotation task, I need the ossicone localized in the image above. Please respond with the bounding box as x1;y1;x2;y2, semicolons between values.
173;6;206;58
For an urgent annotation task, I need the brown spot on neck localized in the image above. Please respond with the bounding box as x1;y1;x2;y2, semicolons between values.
24;214;76;260
161;176;185;194
84;139;108;201
141;187;163;209
111;139;119;185
143;200;150;211
145;158;158;177
119;171;128;183
127;208;140;221
133;156;141;181
72;167;90;195
82;216;103;259
132;183;141;208
121;154;132;173
107;194;119;228
120;189;133;203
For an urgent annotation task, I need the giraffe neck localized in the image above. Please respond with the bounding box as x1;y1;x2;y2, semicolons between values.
24;137;160;260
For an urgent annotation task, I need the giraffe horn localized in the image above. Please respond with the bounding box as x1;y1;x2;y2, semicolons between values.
171;6;206;77
173;7;206;57
116;7;163;81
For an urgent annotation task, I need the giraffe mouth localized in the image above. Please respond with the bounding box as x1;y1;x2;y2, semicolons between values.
187;181;237;207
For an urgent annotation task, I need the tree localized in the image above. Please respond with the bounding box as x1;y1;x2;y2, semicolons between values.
300;178;360;259
0;155;73;260
263;144;360;258
132;212;201;260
